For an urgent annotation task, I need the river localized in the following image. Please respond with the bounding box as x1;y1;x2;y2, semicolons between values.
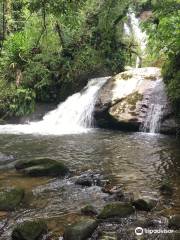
0;130;179;239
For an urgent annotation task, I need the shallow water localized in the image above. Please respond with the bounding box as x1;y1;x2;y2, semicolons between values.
0;130;179;239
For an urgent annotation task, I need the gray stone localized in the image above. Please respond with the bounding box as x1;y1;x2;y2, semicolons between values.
0;188;24;211
15;158;69;177
12;220;48;240
63;219;98;240
132;196;158;211
98;202;134;219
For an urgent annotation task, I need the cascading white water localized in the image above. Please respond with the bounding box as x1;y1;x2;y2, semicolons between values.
0;77;109;135
142;104;164;133
141;80;167;133
124;11;147;68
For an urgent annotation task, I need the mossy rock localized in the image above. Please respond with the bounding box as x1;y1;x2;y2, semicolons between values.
15;158;69;177
159;182;173;195
98;202;134;219
169;215;180;229
0;188;24;211
81;205;98;216
12;220;48;240
132;197;157;211
63;219;98;240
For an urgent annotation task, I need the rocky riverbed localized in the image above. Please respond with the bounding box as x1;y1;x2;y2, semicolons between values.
0;131;179;240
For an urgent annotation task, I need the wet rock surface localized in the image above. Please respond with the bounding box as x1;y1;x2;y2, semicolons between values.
15;158;69;177
168;215;180;229
0;188;24;211
94;67;179;134
98;202;135;219
63;218;98;240
11;220;48;240
132;196;158;211
75;171;108;187
81;205;98;216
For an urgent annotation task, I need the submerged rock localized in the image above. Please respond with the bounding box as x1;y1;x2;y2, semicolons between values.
159;182;173;196
0;187;24;211
132;196;157;211
98;202;134;219
81;205;98;216
12;220;48;240
63;218;98;240
75;171;107;187
169;215;180;229
15;158;69;177
94;67;179;134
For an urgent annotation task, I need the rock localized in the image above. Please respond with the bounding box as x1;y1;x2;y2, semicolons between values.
81;205;98;216
12;220;48;240
0;188;24;211
132;196;157;211
98;202;134;219
169;215;180;229
159;182;173;195
75;172;106;187
15;158;69;177
94;67;179;134
63;219;98;240
160;117;179;135
75;177;93;187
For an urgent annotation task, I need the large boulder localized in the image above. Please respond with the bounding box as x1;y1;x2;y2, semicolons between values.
63;218;98;240
94;67;179;134
98;202;134;219
12;220;48;240
0;188;24;211
15;158;69;177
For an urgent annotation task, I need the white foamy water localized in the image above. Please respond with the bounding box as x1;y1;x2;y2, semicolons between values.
0;77;109;135
141;80;167;133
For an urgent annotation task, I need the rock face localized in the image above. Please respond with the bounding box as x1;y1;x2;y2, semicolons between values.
15;158;69;177
94;67;179;134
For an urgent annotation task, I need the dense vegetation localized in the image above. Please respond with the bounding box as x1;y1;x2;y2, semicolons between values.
143;0;180;114
0;0;179;118
0;0;131;117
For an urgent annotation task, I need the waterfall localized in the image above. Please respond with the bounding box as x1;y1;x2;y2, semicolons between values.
0;77;109;135
141;80;167;133
124;11;147;68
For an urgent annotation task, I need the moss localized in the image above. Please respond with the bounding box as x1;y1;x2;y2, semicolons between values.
64;219;98;240
15;158;69;177
0;188;24;211
81;205;98;216
132;197;157;211
98;202;134;219
126;92;143;106
12;220;48;240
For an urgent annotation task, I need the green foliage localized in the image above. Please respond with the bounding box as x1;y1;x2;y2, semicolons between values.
0;0;130;117
162;53;180;114
143;0;180;113
9;87;36;116
0;79;16;117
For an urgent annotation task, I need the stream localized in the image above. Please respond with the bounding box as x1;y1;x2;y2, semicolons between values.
0;130;179;239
